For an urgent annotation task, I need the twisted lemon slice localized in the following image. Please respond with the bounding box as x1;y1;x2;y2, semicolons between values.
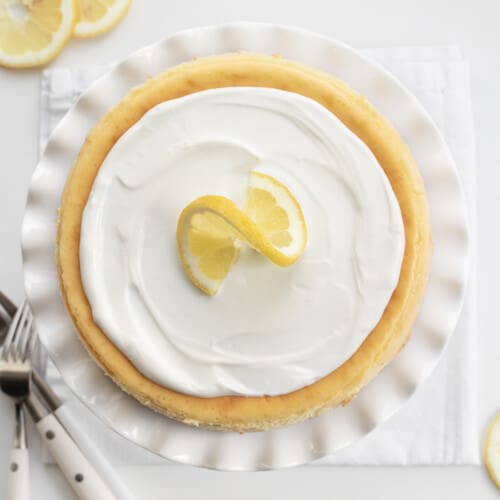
177;171;307;295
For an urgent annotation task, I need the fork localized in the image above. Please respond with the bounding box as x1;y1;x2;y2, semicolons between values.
0;303;27;500
1;301;117;500
9;401;29;500
0;294;135;500
0;303;32;500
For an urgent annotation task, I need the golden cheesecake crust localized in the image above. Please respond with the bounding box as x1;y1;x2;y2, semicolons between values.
56;53;432;431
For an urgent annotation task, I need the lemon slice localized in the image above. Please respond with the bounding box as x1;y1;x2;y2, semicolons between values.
485;414;500;488
0;0;76;68
73;0;130;38
177;171;307;295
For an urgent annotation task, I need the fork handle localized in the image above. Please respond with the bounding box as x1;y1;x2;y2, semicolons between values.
55;405;134;500
36;414;116;500
6;448;29;500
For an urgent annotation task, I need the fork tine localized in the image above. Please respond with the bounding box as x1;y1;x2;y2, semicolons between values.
23;317;37;363
19;314;35;362
1;301;26;359
0;289;17;317
32;333;47;375
10;302;30;359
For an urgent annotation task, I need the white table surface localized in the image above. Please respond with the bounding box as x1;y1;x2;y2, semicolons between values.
1;0;499;498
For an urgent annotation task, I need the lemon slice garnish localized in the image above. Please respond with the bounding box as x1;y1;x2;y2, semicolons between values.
0;0;76;68
73;0;130;38
177;171;307;295
485;414;500;488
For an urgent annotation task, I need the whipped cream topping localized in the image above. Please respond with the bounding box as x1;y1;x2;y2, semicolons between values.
80;87;405;398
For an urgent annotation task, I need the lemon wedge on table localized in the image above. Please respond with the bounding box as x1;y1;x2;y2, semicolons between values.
0;0;76;68
177;171;308;296
73;0;130;37
485;413;500;488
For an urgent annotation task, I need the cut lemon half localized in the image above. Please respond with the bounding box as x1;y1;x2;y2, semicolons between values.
177;171;307;295
73;0;130;38
485;413;500;488
0;0;76;68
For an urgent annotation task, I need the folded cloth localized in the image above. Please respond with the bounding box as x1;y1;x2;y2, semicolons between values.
39;45;478;465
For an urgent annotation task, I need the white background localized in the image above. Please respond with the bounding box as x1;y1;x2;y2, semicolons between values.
0;0;499;498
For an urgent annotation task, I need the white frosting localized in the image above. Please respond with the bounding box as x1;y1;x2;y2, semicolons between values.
80;87;405;398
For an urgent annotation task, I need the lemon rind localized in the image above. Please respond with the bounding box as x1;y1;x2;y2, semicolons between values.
485;413;500;488
73;0;131;38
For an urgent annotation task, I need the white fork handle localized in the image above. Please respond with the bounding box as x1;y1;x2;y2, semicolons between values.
36;414;116;500
6;448;29;500
55;405;134;500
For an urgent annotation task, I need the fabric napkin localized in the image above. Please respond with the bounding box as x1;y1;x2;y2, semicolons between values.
39;45;479;466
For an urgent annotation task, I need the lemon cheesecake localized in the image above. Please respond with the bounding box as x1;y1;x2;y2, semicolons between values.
57;53;432;431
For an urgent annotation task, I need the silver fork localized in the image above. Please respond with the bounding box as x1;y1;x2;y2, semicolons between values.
0;302;33;500
0;301;117;500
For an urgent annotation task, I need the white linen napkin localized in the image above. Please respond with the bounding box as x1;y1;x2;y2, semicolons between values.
39;45;479;465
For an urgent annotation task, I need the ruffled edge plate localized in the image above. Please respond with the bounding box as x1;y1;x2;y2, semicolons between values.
22;23;469;470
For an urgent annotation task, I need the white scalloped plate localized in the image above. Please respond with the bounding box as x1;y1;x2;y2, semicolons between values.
22;23;469;470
